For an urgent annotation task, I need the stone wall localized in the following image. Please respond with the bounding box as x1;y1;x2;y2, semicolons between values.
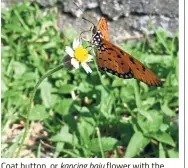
2;0;179;43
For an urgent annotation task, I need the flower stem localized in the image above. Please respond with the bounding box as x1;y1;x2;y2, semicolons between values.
15;64;65;157
93;55;110;92
96;127;104;158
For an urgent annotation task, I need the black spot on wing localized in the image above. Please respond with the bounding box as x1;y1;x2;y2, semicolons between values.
120;50;124;55
100;66;132;79
107;48;114;51
142;65;146;72
129;57;135;64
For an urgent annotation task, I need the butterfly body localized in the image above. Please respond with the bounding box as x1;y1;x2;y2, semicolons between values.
92;30;104;50
92;17;162;86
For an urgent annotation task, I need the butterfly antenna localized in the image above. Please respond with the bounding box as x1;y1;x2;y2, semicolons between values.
82;17;95;28
73;1;96;27
73;1;96;44
73;2;84;14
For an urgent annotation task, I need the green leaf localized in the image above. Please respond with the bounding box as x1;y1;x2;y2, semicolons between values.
120;86;135;102
137;111;163;134
42;42;57;49
4;24;26;33
22;72;38;81
54;142;65;157
55;99;73;115
78;121;91;146
151;132;175;147
51;133;74;144
112;78;125;87
160;123;169;132
1;80;8;93
55;142;65;153
167;149;178;158
37;143;42;158
125;132;150;158
77;121;92;157
159;143;166;158
79;118;95;136
89;137;119;153
134;80;141;109
30;105;49;120
58;84;75;94
12;61;26;79
161;102;176;117
50;125;78;145
144;55;172;65
40;81;52;108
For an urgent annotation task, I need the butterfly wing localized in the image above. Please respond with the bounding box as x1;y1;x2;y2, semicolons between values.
96;17;110;41
97;39;162;86
96;17;112;72
94;17;162;86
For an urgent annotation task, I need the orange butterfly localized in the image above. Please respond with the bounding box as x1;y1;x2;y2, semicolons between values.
91;17;162;86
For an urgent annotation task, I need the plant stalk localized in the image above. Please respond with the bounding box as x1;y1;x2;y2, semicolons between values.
15;63;65;157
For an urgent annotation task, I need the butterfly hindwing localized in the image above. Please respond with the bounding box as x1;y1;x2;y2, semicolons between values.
97;39;162;86
96;41;132;78
124;54;162;86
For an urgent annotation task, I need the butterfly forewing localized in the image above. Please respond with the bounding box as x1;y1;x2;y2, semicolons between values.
96;17;110;41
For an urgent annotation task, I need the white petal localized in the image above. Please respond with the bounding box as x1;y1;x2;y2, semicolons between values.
71;58;79;69
81;62;92;73
86;55;93;62
73;39;80;49
65;46;74;57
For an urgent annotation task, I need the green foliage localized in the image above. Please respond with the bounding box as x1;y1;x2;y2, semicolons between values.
1;2;179;158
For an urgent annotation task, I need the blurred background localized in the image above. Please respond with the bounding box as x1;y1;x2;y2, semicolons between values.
1;0;179;158
2;0;178;43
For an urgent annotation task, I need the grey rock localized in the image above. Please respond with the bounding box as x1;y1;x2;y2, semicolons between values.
58;11;178;43
100;0;178;20
132;0;179;17
1;0;58;8
99;0;131;20
86;0;99;8
132;15;178;36
61;0;84;17
1;0;179;43
34;0;58;7
1;0;24;8
61;0;99;17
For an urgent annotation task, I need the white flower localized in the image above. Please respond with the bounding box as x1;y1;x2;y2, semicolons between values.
65;39;93;73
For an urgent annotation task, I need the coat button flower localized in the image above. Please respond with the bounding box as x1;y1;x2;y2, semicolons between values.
65;39;93;73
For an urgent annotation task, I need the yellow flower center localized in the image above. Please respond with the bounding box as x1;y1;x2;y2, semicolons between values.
74;46;88;62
